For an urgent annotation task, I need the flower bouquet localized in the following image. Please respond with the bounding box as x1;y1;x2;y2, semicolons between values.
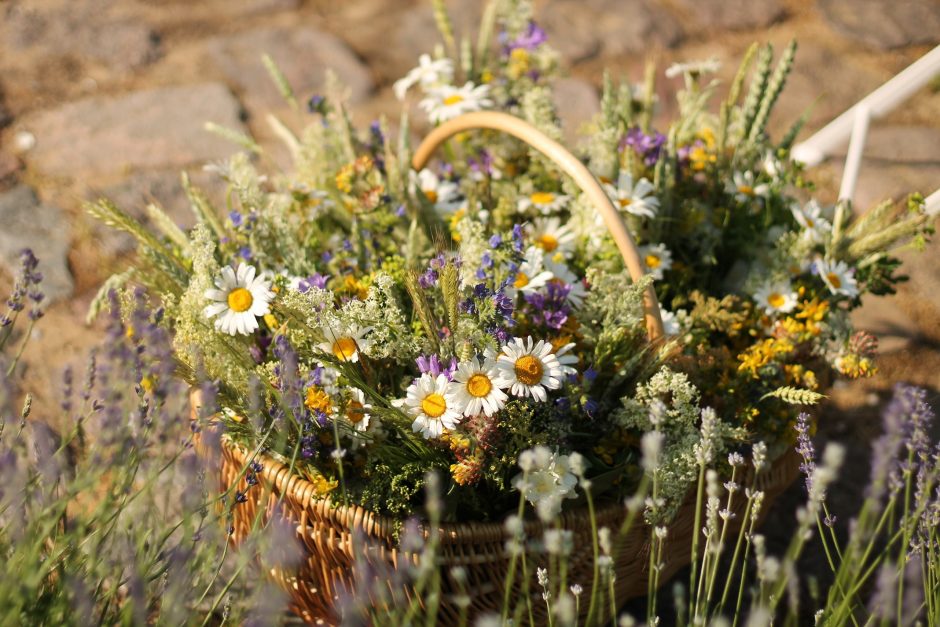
90;0;932;623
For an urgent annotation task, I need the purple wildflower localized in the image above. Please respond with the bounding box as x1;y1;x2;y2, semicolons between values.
489;234;503;248
621;127;667;166
229;210;243;227
61;366;74;413
511;224;525;252
794;412;816;494
415;355;457;380
505;21;547;52
418;268;438;288
307;94;328;115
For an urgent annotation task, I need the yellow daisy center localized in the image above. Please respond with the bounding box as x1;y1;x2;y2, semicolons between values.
227;287;254;313
346;400;367;424
514;272;530;289
536;234;559;252
332;337;358;361
421;393;448;419
424;189;439;203
466;373;493;398
805;217;815;228
443;94;464;106
768;292;786;309
530;192;555;205
645;254;662;269
618;197;633;207
827;272;842;289
514;355;544;386
738;185;754;196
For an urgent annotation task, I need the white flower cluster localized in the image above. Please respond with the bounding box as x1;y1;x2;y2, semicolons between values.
512;445;584;521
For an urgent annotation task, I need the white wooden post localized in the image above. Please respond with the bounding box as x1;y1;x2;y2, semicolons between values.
925;189;940;216
792;45;940;167
838;103;871;203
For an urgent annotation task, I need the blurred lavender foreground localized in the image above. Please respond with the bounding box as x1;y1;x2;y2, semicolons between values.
0;250;296;625
1;251;939;625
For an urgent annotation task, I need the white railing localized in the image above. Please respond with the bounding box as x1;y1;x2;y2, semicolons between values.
791;45;940;212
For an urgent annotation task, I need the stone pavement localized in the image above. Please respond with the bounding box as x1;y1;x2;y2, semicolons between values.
0;0;938;438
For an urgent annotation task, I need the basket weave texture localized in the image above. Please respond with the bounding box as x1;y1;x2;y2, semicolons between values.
194;396;800;625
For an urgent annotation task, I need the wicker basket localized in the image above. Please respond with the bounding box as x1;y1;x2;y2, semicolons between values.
192;112;803;624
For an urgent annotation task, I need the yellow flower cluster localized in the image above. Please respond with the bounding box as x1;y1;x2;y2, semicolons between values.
335;156;385;212
303;468;338;497
836;353;877;379
688;128;717;171
737;337;795;377
445;433;483;486
305;386;332;415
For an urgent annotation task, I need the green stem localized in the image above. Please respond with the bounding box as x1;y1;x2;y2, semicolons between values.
688;461;707;613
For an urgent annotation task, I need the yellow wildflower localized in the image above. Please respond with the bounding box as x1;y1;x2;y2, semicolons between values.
507;48;531;79
305;386;333;415
737;338;794;376
342;275;370;300
449;207;467;241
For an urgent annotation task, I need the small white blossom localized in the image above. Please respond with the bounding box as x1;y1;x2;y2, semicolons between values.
393;54;454;100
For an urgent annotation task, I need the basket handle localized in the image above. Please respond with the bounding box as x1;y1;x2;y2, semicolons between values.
412;111;665;341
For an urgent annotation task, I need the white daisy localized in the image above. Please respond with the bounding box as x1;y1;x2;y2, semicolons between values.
638;243;673;280
517;191;571;215
343;388;373;433
494;336;564;402
545;259;588;308
603;171;659;219
401;373;463;439
815;259;859;298
727;170;770;203
753;280;798;315
203;263;275;336
552;342;579;378
665;57;721;79
318;323;373;363
510;246;555;296
762;151;783;179
447;357;508;417
660;309;681;335
413;168;462;213
791;200;832;244
529;217;577;259
393;54;454;100
420;82;492;124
